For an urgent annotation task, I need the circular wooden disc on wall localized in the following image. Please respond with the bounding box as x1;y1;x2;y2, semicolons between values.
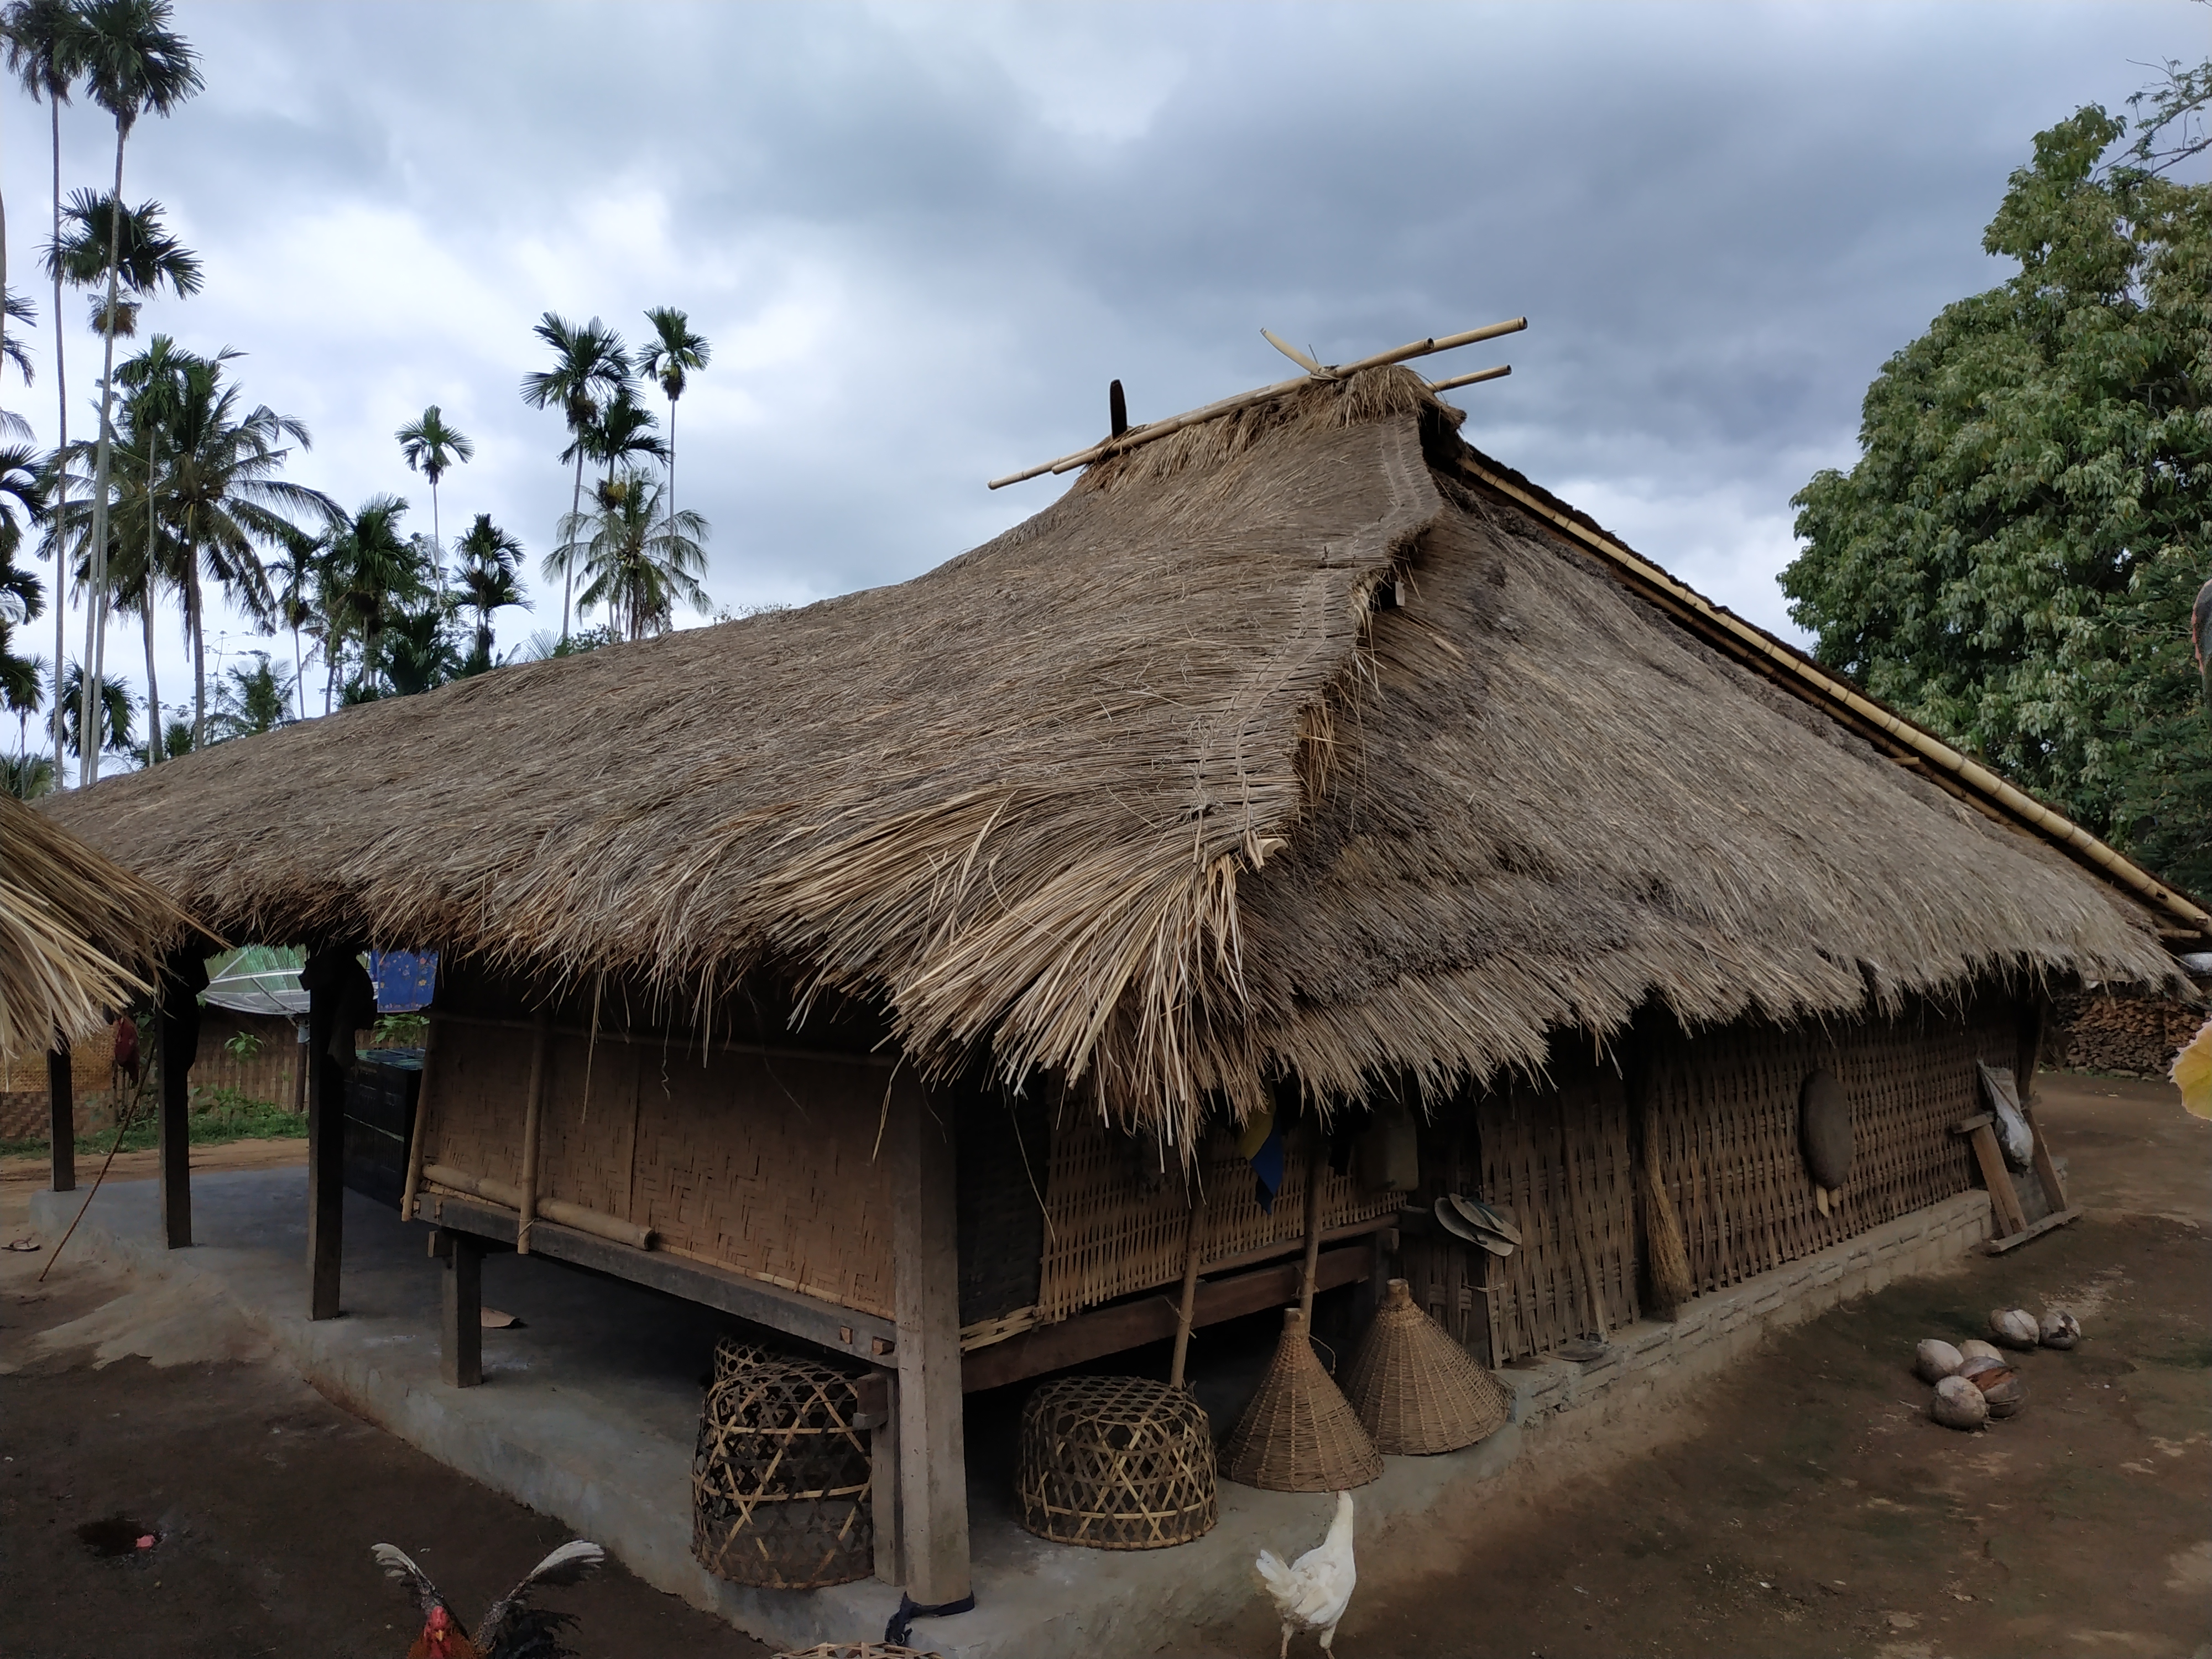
1799;1068;1853;1190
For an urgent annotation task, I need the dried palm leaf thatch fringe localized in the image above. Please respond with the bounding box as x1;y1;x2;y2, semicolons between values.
1;792;200;1055
35;367;2182;1148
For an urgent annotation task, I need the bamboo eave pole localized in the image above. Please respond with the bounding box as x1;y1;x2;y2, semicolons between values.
516;1011;550;1255
987;316;1528;489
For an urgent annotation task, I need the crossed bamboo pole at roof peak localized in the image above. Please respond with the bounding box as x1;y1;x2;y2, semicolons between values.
987;315;1527;491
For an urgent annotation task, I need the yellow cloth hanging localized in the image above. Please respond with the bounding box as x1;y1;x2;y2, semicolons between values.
2173;1016;2212;1121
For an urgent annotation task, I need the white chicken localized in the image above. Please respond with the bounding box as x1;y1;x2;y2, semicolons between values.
1254;1490;1357;1657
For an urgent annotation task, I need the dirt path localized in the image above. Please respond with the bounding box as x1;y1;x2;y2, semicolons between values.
1198;1073;2212;1658
0;1138;768;1659
2;1079;2205;1658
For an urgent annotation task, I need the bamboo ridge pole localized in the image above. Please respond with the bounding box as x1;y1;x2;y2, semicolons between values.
987;316;1528;489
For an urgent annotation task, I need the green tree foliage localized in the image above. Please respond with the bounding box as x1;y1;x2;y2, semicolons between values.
208;648;292;738
1783;78;2211;896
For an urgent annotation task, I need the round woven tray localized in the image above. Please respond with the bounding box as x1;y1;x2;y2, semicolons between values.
692;1354;874;1589
1222;1309;1383;1492
1343;1278;1510;1454
1016;1374;1218;1549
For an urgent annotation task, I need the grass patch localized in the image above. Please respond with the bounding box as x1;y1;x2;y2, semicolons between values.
0;1085;306;1161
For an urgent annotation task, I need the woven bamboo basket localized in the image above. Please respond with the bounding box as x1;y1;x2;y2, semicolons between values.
1222;1310;1383;1492
1343;1279;1511;1454
692;1354;874;1589
772;1647;940;1659
712;1332;776;1382
1016;1375;1218;1549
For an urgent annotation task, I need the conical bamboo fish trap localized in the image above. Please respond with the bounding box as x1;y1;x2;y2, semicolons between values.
1343;1279;1511;1454
1222;1309;1383;1491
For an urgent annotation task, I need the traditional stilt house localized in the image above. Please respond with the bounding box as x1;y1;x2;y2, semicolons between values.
43;352;2206;1608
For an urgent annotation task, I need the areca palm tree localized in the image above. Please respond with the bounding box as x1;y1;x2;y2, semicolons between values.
395;404;472;589
209;650;291;738
452;512;526;671
45;189;200;337
3;0;90;780
74;0;199;785
520;312;629;644
320;494;427;705
640;306;708;536
57;655;131;763
0;461;49;725
553;469;708;643
258;524;319;719
0;289;35;440
107;331;195;761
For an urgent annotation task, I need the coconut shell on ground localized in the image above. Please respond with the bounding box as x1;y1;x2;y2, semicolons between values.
1931;1375;1987;1430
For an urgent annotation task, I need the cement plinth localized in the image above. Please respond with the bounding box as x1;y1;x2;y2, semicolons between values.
29;1171;1991;1656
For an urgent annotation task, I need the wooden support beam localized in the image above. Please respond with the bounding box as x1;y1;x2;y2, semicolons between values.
1984;1208;2080;1255
46;1045;74;1193
155;953;204;1250
1953;1117;2030;1239
959;1238;1377;1394
434;1227;483;1387
870;1373;905;1588
304;948;362;1321
421;1190;895;1359
887;1070;968;1606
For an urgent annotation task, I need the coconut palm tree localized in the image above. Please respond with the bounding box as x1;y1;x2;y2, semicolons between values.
452;512;526;671
107;331;195;761
73;0;199;785
142;356;335;744
0;471;48;723
553;469;709;643
639;306;708;535
0;289;36;440
3;0;90;781
520;312;629;644
394;404;472;590
258;524;319;719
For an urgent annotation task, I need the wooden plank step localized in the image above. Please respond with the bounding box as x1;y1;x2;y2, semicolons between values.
1983;1207;2080;1255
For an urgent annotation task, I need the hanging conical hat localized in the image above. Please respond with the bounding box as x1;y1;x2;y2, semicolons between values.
1343;1279;1511;1455
1222;1310;1383;1491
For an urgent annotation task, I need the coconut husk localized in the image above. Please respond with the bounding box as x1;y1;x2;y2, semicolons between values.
1342;1279;1510;1454
1222;1309;1381;1492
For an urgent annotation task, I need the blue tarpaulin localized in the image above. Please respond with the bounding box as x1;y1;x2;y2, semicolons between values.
369;950;439;1012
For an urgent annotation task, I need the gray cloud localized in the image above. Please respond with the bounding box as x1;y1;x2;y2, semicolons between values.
4;1;2199;731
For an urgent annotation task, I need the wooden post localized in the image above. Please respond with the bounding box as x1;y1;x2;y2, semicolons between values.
45;1045;74;1193
888;1068;969;1605
435;1227;483;1387
305;955;351;1321
399;1011;440;1224
871;1370;906;1587
155;956;202;1250
516;1012;550;1254
1298;1128;1325;1325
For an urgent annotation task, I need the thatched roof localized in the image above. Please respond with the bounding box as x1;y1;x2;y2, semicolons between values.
1;790;199;1055
38;368;2190;1141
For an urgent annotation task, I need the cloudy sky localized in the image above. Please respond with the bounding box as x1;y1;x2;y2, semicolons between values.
4;0;2203;741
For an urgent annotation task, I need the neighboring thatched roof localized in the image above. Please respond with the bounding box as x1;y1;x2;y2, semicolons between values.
37;367;2189;1142
1;790;200;1056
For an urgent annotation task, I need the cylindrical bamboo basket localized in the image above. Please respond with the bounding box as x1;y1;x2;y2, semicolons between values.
692;1354;874;1589
1222;1309;1383;1492
1343;1279;1511;1454
1015;1375;1218;1550
773;1647;941;1658
712;1333;776;1383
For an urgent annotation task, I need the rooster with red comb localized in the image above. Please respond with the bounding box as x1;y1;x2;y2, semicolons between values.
372;1539;604;1659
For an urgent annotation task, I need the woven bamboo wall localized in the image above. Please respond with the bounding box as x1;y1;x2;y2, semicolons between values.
1642;998;2010;1298
1395;1057;1639;1365
1035;1108;1399;1322
421;1020;898;1319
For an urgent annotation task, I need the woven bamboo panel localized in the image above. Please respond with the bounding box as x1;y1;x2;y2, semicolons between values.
1645;997;2007;1299
1476;1067;1640;1363
422;1021;897;1319
1036;1110;1399;1321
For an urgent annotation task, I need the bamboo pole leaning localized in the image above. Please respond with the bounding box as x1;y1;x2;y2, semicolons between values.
515;1012;550;1254
987;316;1527;489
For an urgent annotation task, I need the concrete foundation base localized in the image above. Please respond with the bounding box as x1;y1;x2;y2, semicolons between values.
29;1172;1992;1657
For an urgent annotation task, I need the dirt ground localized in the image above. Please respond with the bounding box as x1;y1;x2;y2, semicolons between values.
1;1074;2205;1659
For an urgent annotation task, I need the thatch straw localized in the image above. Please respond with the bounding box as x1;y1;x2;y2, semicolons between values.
2;791;199;1056
35;367;2183;1146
